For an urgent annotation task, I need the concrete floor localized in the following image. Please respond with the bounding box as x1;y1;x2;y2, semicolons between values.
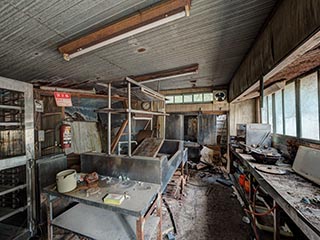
159;170;252;240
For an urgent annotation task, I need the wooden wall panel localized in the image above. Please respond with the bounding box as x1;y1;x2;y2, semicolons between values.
229;0;320;101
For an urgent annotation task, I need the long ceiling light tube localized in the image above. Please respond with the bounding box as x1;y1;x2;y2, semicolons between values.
64;11;186;61
138;71;197;84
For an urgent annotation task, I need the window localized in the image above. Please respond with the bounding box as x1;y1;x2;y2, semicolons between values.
193;94;203;102
165;96;174;104
203;93;213;102
284;82;296;136
174;95;183;104
299;72;319;140
275;91;283;134
183;94;193;103
165;92;215;104
267;95;273;132
261;70;320;142
261;96;268;124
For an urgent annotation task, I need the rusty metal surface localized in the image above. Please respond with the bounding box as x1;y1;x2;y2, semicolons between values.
0;0;276;91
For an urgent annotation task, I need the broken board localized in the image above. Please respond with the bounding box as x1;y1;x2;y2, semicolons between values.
133;138;164;158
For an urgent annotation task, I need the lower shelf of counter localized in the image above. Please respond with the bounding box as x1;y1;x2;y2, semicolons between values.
51;203;160;240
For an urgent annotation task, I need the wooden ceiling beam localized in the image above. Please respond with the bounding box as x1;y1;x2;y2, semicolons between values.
58;0;191;56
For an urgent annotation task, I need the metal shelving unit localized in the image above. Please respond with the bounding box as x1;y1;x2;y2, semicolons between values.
97;77;168;157
0;76;35;238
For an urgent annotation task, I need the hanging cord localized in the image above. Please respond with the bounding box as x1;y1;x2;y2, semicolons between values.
162;198;177;234
244;185;278;240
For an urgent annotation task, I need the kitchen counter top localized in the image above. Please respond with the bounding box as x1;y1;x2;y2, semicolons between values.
231;150;320;240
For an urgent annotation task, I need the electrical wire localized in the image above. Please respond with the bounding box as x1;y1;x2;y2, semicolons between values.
162;198;177;234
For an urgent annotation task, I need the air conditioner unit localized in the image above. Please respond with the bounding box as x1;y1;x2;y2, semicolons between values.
213;90;227;103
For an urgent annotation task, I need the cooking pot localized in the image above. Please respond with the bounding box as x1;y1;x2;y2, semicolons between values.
56;169;77;193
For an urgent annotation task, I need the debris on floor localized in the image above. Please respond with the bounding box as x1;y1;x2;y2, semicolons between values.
158;168;252;240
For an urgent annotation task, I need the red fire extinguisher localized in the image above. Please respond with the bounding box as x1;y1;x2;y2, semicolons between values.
60;123;72;149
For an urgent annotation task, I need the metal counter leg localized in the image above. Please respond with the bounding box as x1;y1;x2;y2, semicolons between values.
136;216;145;240
46;195;53;240
156;194;162;240
273;201;280;240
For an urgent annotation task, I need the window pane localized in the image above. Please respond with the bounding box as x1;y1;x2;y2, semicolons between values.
284;82;296;136
193;94;203;102
203;93;213;102
183;94;193;103
174;95;183;104
261;96;268;124
267;95;273;132
300;72;319;140
166;96;174;104
275;91;283;134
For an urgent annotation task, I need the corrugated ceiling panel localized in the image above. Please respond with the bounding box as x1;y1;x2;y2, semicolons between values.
0;0;277;91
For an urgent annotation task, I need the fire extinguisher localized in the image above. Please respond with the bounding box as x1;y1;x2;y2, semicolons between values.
60;123;72;149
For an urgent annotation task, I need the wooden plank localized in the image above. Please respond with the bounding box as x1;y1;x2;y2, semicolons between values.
111;119;128;153
133;138;164;158
58;0;191;55
35;89;127;101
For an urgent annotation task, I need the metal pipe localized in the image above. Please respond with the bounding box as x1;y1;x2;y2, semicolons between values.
108;83;111;155
128;82;132;157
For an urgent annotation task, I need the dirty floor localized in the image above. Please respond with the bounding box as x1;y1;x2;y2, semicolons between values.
159;170;252;240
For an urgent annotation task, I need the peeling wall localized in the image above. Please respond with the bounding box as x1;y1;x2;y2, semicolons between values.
229;0;320;101
229;99;256;135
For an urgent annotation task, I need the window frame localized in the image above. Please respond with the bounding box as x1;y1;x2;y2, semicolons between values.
262;69;320;142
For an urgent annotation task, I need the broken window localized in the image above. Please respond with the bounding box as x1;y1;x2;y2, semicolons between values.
299;72;319;140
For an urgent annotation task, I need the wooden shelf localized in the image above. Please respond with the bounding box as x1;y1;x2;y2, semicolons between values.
97;108;168;116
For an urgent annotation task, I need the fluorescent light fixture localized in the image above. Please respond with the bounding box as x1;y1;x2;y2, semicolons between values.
138;70;197;84
126;77;166;101
63;11;186;61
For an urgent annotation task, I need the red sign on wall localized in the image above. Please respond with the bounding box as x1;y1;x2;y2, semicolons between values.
54;92;73;107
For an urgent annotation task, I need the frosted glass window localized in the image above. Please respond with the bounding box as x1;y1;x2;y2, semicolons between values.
261;96;268;124
174;95;183;104
267;95;273;132
183;95;193;103
284;82;296;136
166;96;174;104
275;91;283;134
193;94;203;102
300;72;319;140
203;93;213;102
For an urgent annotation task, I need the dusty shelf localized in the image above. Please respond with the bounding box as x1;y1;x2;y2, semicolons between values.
52;203;159;240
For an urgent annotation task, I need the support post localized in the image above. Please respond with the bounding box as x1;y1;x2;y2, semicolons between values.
108;83;111;155
128;82;132;157
273;201;280;240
